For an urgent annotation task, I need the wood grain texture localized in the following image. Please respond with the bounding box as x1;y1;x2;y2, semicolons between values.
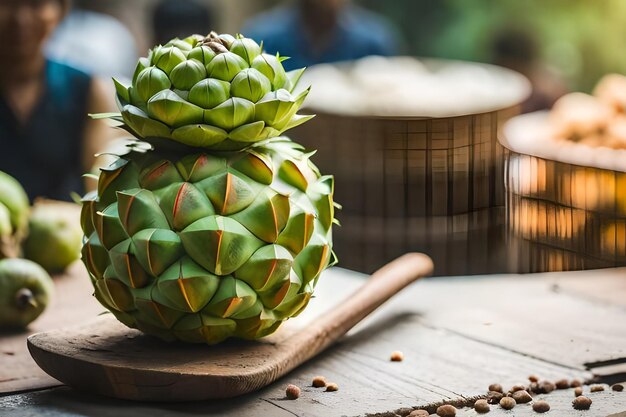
0;261;103;394
27;254;434;401
3;264;626;416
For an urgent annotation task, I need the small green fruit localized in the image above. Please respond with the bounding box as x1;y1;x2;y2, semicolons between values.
23;201;83;273
0;258;53;328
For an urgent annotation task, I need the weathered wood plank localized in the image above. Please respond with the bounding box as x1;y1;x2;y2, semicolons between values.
3;265;626;416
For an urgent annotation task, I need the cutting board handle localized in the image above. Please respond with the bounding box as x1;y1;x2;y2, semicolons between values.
283;253;433;371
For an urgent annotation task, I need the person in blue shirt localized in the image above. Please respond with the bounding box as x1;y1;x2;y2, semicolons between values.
243;0;401;71
0;0;116;201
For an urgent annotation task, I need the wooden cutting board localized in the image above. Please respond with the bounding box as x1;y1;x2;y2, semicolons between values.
27;253;433;402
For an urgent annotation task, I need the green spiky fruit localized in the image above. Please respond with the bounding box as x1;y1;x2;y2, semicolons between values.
23;201;83;273
106;32;311;151
0;171;30;259
83;32;336;345
0;258;53;328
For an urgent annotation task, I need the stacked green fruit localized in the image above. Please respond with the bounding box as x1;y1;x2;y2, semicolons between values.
0;171;30;259
83;32;337;344
109;32;312;151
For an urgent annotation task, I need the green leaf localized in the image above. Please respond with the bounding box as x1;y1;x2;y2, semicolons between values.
203;97;254;131
206;52;248;82
171;124;228;147
170;59;207;90
147;90;204;128
228;120;265;142
188;78;230;109
230;68;271;102
113;78;130;103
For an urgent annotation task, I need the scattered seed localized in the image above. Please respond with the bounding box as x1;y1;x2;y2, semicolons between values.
572;395;592;410
487;390;504;404
539;381;556;394
532;400;550;413
488;383;503;393
510;384;526;393
312;376;326;388
474;399;490;414
612;384;624;392
390;351;404;362
285;384;300;400
555;379;569;389
570;379;582;388
396;408;413;416
528;382;540;394
574;387;583;397
590;385;604;392
528;374;539;383
408;410;429;417
500;396;516;410
436;404;456;417
325;382;339;392
512;390;532;404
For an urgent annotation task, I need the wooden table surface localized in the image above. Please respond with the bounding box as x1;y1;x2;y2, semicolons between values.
1;262;626;416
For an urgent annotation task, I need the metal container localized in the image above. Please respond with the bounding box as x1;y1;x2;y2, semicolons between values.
293;58;530;274
502;111;626;272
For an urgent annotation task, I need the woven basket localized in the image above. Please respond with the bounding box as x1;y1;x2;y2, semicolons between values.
293;58;530;274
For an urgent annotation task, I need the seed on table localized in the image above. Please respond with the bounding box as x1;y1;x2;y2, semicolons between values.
487;390;504;404
570;379;582;388
532;400;550;413
408;410;429;417
474;399;490;414
612;384;624;392
436;404;456;417
325;382;339;392
510;384;526;393
500;396;516;410
512;390;532;404
555;379;569;389
540;381;556;393
590;385;604;392
312;376;326;388
572;396;592;410
488;383;503;393
285;384;300;400
390;351;404;362
574;387;583;397
528;382;540;394
528;375;539;383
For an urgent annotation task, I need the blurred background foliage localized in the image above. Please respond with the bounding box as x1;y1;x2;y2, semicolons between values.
70;0;626;92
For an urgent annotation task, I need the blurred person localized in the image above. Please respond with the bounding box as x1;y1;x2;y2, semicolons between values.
490;28;568;113
0;0;117;201
46;0;138;80
152;0;215;46
243;0;401;70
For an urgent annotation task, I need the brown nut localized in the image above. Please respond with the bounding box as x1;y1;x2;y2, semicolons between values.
528;382;540;394
540;381;556;394
474;399;490;414
532;400;550;413
574;387;583;397
325;382;339;392
500;396;516;410
555;379;570;389
512;390;532;404
312;376;326;388
590;385;605;392
510;384;526;393
570;379;582;388
408;410;429;417
487;391;504;404
285;384;300;400
390;351;404;362
612;383;624;392
488;383;503;393
436;404;456;417
528;374;539;383
572;396;592;410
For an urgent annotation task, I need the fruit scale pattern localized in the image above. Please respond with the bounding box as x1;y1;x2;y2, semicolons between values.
80;32;337;345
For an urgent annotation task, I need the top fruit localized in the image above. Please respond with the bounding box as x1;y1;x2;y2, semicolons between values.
0;171;29;259
110;32;312;151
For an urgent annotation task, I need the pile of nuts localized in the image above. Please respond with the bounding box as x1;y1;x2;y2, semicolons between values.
403;378;624;416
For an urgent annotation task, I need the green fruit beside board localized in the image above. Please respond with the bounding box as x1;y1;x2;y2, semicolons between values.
0;258;53;328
